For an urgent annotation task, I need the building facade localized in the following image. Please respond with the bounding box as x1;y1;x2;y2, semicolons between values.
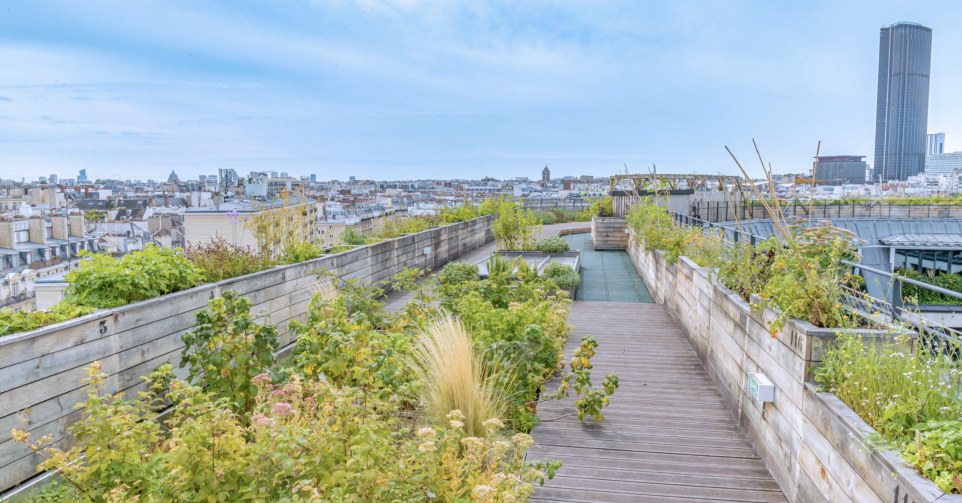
813;155;868;185
925;152;962;176
928;132;946;155
873;22;933;181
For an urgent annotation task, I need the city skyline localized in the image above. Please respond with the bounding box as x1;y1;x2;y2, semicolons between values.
2;2;962;181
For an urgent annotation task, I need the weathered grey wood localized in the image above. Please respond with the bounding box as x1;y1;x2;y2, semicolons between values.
590;216;628;250
623;225;961;503
530;301;786;502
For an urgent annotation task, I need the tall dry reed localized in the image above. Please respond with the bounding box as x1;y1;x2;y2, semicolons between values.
409;314;509;438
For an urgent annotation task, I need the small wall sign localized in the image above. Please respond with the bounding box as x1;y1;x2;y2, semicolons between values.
748;373;775;403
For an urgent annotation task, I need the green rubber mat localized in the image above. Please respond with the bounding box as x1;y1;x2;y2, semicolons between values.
563;233;655;303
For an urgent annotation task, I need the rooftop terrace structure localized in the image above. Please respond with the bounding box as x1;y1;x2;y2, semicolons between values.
6;211;962;503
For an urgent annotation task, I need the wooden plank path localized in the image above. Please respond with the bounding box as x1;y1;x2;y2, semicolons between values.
529;302;786;503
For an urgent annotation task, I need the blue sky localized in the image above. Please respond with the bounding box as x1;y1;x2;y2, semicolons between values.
1;1;960;181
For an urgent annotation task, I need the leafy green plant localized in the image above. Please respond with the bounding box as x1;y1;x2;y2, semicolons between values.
288;296;414;392
492;198;541;251
436;261;479;286
542;262;580;289
185;236;274;282
626;196;700;264
19;481;82;503
755;219;863;332
900;420;962;493
12;362;171;502
897;268;962;305
537;335;619;421
0;302;96;337
580;196;613;219
181;290;279;419
339;227;368;246
713;241;777;301
536;236;570;253
64;244;202;309
279;240;322;264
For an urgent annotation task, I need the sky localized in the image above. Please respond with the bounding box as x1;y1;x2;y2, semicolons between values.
1;0;960;182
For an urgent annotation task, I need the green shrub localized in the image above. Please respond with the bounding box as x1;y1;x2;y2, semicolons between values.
536;236;570;253
0;302;97;337
181;290;279;420
542;262;580;289
626;197;700;264
280;241;322;264
20;481;81;503
64;244;202;309
580;196;613;219
185;237;274;282
492;198;541;251
436;261;479;285
339;227;368;246
897;268;962;305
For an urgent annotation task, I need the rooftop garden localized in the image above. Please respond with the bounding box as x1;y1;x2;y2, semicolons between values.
627;176;962;493
14;247;619;502
0;198;505;339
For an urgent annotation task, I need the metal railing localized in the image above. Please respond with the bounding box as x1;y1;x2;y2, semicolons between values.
669;211;760;247
841;260;962;350
0;291;36;309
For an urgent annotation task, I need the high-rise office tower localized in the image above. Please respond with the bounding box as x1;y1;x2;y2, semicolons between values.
873;22;932;181
927;132;945;156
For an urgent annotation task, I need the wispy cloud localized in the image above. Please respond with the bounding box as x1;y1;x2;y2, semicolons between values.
0;0;959;179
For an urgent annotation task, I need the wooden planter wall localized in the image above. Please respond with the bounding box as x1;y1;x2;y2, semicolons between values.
590;216;628;251
0;214;497;493
626;227;957;503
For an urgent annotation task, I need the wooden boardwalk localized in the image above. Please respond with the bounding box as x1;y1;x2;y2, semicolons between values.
529;302;786;503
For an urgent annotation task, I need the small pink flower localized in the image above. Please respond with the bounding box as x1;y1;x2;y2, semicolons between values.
251;413;273;427
270;389;286;397
252;373;272;385
271;402;294;417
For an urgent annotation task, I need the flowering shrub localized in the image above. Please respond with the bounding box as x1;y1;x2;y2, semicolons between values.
185;236;274;282
371;215;436;240
13;363;559;502
339;227;367;246
815;333;962;493
64;244;202;309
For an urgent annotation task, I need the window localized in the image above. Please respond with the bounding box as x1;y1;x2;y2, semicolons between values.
895;249;962;275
